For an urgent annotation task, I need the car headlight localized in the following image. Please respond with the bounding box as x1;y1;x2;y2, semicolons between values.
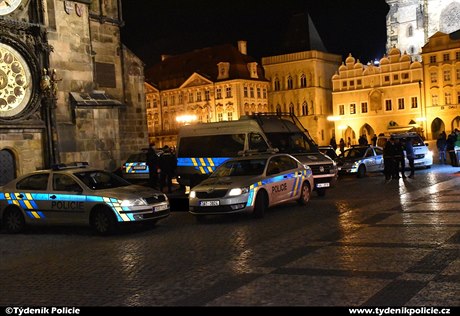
353;160;362;167
228;187;249;196
427;151;433;157
189;191;196;199
120;198;147;207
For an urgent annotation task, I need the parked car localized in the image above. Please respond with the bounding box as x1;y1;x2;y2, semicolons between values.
318;145;339;164
121;149;163;181
376;132;433;169
337;145;384;178
189;152;314;220
0;162;170;235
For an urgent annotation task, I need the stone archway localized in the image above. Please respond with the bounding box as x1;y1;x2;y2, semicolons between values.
359;124;375;144
0;149;16;185
343;126;356;147
431;117;445;140
452;116;460;132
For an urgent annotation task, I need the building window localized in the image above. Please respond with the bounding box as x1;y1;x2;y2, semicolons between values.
302;101;308;115
339;104;345;115
429;55;437;63
357;79;362;86
443;53;450;61
457;69;460;80
153;99;157;108
288;103;294;114
411;97;418;108
393;74;399;81
402;73;409;80
444;70;451;82
274;78;280;91
163;99;168;107
287;76;293;89
244;87;248;97
384;75;390;82
205;90;210;101
226;87;232;98
217;113;223;121
216;88;222;99
385;99;392;111
456;52;460;60
300;74;307;88
445;92;452;105
227;112;233;121
430;72;437;83
188;92;193;103
349;80;354;87
342;81;347;88
263;89;267;99
250;87;254;98
196;92;201;102
398;98;405;110
407;25;413;37
432;94;438;105
257;87;261;98
457;92;460;104
361;102;368;113
178;93;183;104
350;103;356;114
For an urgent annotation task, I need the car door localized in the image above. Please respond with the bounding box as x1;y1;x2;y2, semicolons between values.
373;147;384;171
49;173;86;224
266;156;296;204
364;147;379;172
13;173;50;222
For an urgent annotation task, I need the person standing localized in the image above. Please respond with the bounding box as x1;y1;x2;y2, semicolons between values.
146;143;159;189
446;131;457;166
158;145;177;193
339;138;345;154
393;138;405;179
436;131;447;164
371;134;378;146
383;136;396;181
330;136;337;152
404;138;415;178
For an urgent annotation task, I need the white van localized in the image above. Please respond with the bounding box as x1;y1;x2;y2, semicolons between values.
376;132;433;168
176;113;338;196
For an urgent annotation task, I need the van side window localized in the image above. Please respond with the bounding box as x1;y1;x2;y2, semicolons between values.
249;133;268;151
178;134;245;157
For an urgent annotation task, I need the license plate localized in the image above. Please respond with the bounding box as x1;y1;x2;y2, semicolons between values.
316;183;330;188
154;204;168;212
199;200;220;207
133;166;146;170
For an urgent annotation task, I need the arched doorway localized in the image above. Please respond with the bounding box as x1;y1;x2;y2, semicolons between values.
431;117;445;140
452;116;460;132
0;149;16;185
359;124;375;145
343;126;356;147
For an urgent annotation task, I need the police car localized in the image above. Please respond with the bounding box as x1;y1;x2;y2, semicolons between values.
121;149;163;181
188;152;314;220
0;162;170;235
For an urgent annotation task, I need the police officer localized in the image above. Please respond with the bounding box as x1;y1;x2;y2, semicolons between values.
147;143;159;189
159;145;177;193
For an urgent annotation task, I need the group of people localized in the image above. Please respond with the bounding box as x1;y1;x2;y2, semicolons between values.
383;136;415;181
330;134;378;155
437;129;460;166
146;143;177;193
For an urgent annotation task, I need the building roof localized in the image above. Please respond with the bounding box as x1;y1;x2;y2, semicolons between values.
145;43;268;90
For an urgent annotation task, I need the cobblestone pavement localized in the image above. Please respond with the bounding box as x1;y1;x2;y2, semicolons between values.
0;165;459;307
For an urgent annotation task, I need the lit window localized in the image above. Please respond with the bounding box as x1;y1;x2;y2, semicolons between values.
361;102;368;113
398;98;404;110
339;104;345;115
350;104;356;114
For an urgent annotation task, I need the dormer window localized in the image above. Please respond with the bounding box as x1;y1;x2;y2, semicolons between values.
217;62;230;79
247;62;258;79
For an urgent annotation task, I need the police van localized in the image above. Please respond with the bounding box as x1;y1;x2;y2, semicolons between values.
176;113;338;196
376;132;433;168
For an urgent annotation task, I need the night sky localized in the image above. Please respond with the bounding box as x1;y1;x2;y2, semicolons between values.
120;0;390;68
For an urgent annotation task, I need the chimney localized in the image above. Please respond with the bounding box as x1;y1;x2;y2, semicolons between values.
237;40;247;55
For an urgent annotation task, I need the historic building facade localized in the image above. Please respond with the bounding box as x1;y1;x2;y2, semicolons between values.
386;0;460;60
145;41;269;148
0;0;147;184
331;49;424;144
262;51;342;145
421;30;460;136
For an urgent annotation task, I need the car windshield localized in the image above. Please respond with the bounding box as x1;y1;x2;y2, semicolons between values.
210;159;267;177
342;147;367;158
74;170;131;190
265;132;318;153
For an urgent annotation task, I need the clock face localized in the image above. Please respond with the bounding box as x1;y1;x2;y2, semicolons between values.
0;43;32;118
0;0;22;15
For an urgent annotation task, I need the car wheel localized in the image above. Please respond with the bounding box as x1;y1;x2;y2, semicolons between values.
316;188;326;197
3;207;25;233
297;182;311;205
90;208;118;235
357;165;366;178
253;190;267;218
